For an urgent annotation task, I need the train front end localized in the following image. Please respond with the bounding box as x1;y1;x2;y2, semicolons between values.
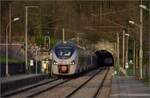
51;42;78;76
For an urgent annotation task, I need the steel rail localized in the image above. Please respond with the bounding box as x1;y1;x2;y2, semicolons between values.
93;67;110;98
2;78;59;97
65;68;104;98
27;79;71;97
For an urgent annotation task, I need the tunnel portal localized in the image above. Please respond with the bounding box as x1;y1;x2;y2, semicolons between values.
95;50;114;67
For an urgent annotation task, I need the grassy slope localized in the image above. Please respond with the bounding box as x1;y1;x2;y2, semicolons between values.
0;54;24;63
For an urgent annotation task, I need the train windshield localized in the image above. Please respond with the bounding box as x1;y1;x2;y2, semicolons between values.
55;45;75;59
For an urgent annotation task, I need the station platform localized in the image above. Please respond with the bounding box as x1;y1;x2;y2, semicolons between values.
110;76;150;98
1;74;49;95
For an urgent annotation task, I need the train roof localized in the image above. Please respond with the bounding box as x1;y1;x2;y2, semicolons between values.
52;41;75;50
55;41;75;47
52;41;87;51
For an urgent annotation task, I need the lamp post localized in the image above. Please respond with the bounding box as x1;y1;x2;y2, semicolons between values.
128;3;149;79
139;4;150;11
25;6;39;73
34;47;40;74
117;32;120;74
5;17;20;77
125;33;129;70
133;39;136;75
127;34;136;75
122;30;125;69
122;29;130;72
129;19;143;78
139;4;150;78
139;4;143;79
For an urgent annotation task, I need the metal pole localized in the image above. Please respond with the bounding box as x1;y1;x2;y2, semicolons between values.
62;28;65;42
48;36;50;49
125;33;129;69
91;56;93;65
5;22;11;77
6;4;12;77
139;0;143;79
133;40;136;75
44;37;46;48
36;49;38;74
9;4;11;43
77;33;79;45
25;6;39;73
44;36;46;47
135;44;139;76
5;18;20;77
25;6;28;73
122;30;125;69
117;32;120;73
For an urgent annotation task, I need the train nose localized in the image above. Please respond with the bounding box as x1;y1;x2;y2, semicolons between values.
61;66;68;72
59;65;69;73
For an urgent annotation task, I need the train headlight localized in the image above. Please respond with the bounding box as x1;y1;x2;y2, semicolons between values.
53;61;58;65
70;60;75;65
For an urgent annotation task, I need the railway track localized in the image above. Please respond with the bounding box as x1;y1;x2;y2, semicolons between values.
26;68;102;98
93;67;110;98
5;67;113;98
7;79;72;98
32;67;112;98
27;79;71;97
65;67;110;98
2;78;59;97
65;68;104;98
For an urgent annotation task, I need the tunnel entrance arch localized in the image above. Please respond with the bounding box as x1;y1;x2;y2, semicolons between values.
94;41;116;67
95;50;114;67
